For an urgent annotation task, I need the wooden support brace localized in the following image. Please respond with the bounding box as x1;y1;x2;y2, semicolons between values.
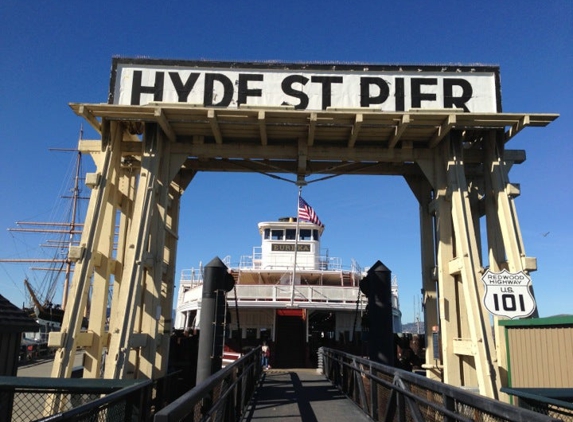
506;183;521;197
258;111;268;145
447;257;464;276
429;114;456;148
522;256;537;272
297;137;308;183
505;115;530;142
78;105;102;133
452;339;475;356
78;140;104;153
75;332;96;348
154;108;176;142
85;172;101;189
208;109;223;144
447;147;501;398
308;113;317;146
388;114;410;148
348;113;363;148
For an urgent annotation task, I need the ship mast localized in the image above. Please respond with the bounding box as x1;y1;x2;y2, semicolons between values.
62;147;83;309
0;145;85;310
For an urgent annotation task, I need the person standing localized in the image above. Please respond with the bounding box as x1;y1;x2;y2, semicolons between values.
261;341;270;369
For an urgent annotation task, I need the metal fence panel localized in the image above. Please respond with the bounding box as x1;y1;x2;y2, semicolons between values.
154;346;262;422
320;347;563;422
0;370;182;421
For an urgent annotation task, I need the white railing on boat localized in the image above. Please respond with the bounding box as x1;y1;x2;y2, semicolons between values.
179;256;232;287
181;284;366;306
179;268;203;287
177;255;365;305
229;284;364;305
239;247;343;271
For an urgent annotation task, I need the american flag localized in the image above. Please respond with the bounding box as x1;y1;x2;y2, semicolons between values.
298;196;324;227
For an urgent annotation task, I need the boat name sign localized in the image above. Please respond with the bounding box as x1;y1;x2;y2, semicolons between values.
272;244;311;252
481;269;536;319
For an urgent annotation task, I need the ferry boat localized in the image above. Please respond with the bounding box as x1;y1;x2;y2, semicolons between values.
174;216;402;368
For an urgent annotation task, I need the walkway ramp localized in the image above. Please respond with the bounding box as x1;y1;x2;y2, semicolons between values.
243;369;371;422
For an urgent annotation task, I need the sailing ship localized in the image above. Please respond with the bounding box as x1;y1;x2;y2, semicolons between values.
0;149;88;341
174;213;402;368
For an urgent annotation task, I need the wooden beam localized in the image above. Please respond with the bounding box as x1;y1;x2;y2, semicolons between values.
429;114;456;148
452;339;475;356
171;142;427;162
297;137;308;184
258;111;268;145
208;109;223;144
447;139;501;398
347;113;363;148
78;105;101;133
505;115;530;142
308;113;317;146
154;108;176;142
388;114;410;148
78;140;103;153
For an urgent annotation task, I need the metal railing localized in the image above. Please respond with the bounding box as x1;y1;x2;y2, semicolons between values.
227;284;364;304
238;246;344;271
154;346;262;421
0;372;178;422
320;347;562;422
502;388;573;422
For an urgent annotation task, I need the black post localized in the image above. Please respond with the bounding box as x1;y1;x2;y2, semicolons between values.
359;260;395;365
196;256;235;385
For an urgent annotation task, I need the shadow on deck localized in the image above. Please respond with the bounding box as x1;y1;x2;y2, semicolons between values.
243;368;371;422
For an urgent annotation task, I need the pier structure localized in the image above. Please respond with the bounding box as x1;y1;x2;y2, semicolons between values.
49;58;557;399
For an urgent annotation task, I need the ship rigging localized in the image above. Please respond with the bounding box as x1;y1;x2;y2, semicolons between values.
1;147;88;328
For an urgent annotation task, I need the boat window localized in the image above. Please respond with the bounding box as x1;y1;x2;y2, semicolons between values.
271;230;283;240
231;329;241;340
300;229;311;240
260;327;271;341
246;328;257;340
264;229;270;240
313;230;319;240
286;229;296;240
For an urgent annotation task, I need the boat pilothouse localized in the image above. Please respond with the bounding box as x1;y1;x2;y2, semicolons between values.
240;217;351;289
175;216;402;368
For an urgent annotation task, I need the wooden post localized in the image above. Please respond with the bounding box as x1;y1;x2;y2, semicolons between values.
404;174;440;381
445;132;501;398
105;124;163;379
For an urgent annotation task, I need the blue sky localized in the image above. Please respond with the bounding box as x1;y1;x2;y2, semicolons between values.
0;1;571;324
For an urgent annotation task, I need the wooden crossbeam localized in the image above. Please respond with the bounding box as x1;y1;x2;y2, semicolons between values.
505;115;530;142
308;113;317;146
208;109;223;144
347;113;363;148
429;114;456;148
297;137;308;184
258;111;268;145
154;108;176;142
78;105;101;133
388;114;410;148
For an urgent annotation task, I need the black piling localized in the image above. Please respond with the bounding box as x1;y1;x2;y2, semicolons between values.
196;256;235;385
359;260;395;366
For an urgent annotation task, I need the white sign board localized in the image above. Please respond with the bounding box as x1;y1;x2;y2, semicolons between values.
482;269;536;319
110;59;500;112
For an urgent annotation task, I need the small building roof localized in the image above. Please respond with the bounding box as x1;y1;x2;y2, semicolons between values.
0;294;39;333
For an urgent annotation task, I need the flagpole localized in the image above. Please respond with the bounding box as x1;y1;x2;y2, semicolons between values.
291;187;302;306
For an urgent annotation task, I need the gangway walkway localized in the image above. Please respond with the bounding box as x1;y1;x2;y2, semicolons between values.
242;368;372;422
154;347;563;421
